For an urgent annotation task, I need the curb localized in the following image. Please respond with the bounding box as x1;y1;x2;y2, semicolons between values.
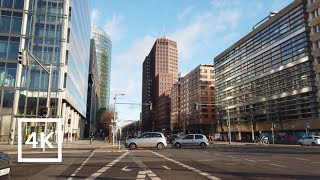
7;150;93;155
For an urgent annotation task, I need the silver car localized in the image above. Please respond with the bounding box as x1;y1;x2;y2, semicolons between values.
172;134;209;149
298;135;320;146
0;151;11;179
126;132;167;150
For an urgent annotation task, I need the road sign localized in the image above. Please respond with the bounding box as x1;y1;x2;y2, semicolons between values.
305;121;310;128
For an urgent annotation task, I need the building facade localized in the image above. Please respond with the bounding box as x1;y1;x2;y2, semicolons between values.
91;26;112;109
171;65;215;134
0;0;91;144
85;39;100;138
141;37;178;132
214;0;319;143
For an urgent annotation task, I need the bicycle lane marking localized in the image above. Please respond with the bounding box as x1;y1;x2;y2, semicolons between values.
67;145;106;180
85;151;129;180
150;150;221;180
67;151;95;180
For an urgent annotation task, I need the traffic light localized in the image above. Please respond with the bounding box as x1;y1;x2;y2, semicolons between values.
43;107;48;116
194;102;199;110
18;50;27;66
68;118;71;125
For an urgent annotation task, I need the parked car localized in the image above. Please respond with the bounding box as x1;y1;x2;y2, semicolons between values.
125;132;167;150
0;151;11;179
172;134;209;149
168;134;182;144
298;135;320;146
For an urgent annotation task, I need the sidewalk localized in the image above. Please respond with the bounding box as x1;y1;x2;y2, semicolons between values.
1;139;128;155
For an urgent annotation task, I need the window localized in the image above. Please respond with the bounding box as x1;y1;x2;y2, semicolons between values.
139;133;152;138
69;7;72;21
152;133;162;137
195;135;203;139
183;135;194;140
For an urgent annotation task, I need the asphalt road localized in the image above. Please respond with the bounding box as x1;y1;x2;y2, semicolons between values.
8;144;320;180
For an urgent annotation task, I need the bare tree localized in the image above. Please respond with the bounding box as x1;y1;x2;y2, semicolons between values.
99;108;114;137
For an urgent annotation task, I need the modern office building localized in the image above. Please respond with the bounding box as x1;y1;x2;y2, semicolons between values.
171;65;215;134
91;26;112;109
141;37;178;132
0;0;91;144
214;0;320;143
85;39;100;138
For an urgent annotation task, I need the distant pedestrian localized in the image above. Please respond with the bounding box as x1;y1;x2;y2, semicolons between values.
90;132;94;144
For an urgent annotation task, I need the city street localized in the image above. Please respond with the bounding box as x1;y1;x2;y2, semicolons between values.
7;142;320;180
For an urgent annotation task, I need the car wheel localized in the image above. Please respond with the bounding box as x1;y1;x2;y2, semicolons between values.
175;142;181;148
299;142;303;146
157;143;164;150
129;143;137;150
200;142;207;149
1;174;10;180
312;142;316;146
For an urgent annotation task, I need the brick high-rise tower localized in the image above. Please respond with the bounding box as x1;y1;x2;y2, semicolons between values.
141;37;178;132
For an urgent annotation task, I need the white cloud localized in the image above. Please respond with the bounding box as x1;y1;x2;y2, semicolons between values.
271;0;294;12
91;9;100;25
110;35;156;112
103;13;124;41
177;5;196;20
115;35;156;66
223;32;238;42
168;9;240;67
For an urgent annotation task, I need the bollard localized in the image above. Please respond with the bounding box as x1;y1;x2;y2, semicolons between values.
118;140;120;150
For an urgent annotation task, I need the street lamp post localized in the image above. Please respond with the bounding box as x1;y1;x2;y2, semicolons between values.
113;93;125;146
252;11;277;30
227;104;231;144
27;52;53;152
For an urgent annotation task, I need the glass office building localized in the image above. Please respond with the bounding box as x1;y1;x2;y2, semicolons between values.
0;0;91;143
214;0;319;143
91;26;112;109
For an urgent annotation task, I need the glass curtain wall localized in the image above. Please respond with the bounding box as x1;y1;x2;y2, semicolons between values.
0;0;24;143
91;26;112;109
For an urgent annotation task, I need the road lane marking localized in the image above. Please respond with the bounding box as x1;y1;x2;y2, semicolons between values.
311;162;320;163
257;160;270;162
150;150;221;180
244;159;258;163
122;166;132;171
227;156;235;158
136;170;160;180
85;151;129;180
67;151;95;180
214;153;221;156
163;165;171;170
269;164;286;168
295;158;309;161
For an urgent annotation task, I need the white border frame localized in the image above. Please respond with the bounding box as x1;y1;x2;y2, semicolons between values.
18;118;62;162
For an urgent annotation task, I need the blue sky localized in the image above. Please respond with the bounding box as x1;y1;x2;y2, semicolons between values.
91;0;293;126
